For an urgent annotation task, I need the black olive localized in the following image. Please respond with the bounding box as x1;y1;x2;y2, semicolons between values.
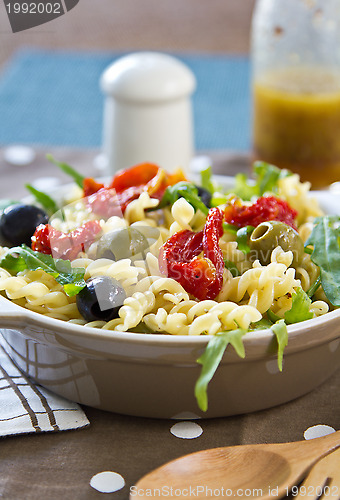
76;276;126;322
196;186;212;208
0;204;48;246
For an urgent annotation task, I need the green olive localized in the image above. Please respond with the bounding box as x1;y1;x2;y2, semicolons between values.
249;221;304;267
96;227;149;260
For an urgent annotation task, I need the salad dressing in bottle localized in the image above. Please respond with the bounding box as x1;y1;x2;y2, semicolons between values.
251;0;340;188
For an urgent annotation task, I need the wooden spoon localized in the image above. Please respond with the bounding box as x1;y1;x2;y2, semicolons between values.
131;431;340;499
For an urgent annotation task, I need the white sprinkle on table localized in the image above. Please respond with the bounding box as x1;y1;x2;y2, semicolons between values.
304;424;336;440
170;421;203;439
90;471;125;493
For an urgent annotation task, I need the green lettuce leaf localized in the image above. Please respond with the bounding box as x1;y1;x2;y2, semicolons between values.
0;245;86;296
195;329;247;411
305;215;340;306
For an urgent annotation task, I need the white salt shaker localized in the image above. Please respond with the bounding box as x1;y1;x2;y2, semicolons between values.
100;52;196;174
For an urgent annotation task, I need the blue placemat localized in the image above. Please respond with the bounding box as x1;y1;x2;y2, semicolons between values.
0;49;250;151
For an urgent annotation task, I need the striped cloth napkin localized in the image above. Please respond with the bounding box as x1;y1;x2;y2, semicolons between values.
0;341;89;437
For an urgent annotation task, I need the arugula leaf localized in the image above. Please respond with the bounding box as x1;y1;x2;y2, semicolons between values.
25;184;59;216
249;318;273;331
46;154;85;189
236;225;254;254
253;161;291;196
223;223;238;234
271;320;288;372
305;215;340;306
0;245;86;296
230;162;292;201
200;166;214;194
128;323;154;334
153;182;209;215
284;288;313;324
224;260;240;277
267;308;281;324
268;288;313;326
232;172;258;201
307;276;321;298
267;289;312;371
211;195;231;207
195;329;247;411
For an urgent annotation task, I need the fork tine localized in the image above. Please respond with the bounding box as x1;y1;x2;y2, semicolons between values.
293;447;340;500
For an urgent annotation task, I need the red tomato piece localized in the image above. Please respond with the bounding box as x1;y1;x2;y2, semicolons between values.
158;230;203;277
158;208;224;301
82;164;188;215
167;257;217;300
224;195;297;229
109;163;160;193
203;207;224;297
83;178;105;197
32;220;102;260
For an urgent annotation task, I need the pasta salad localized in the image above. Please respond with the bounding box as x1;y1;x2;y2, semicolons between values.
0;158;339;410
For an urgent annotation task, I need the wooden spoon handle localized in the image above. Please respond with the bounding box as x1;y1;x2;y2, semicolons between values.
277;430;340;464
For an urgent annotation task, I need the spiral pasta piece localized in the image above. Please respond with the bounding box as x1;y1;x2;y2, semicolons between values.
169;197;195;235
144;300;262;335
218;259;300;314
77;257;146;288
104;291;155;331
0;269;50;300
278;174;323;225
124;192;159;224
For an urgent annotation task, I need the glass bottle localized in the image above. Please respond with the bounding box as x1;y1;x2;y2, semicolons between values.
251;0;340;188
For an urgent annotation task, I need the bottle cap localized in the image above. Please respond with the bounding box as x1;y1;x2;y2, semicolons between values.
100;52;196;104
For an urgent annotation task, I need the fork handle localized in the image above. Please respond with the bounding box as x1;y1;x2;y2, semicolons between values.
293;447;340;500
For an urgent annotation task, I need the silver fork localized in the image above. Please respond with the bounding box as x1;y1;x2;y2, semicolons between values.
293;447;340;500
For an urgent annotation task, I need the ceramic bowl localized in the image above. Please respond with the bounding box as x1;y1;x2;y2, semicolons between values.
0;184;339;419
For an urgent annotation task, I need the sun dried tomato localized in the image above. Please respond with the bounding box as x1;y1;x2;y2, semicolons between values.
109;163;160;192
83;178;105;197
158;230;203;276
224;195;297;230
203;207;224;297
159;208;224;300
31;220;102;260
82;164;187;216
